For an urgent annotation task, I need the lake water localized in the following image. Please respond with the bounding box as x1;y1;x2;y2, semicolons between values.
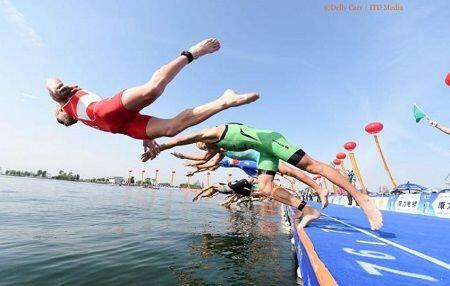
0;176;296;285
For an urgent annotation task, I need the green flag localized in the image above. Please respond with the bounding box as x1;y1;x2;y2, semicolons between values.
413;104;427;123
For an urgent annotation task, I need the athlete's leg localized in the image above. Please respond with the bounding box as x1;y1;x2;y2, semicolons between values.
122;38;220;111
256;174;303;207
145;89;259;139
278;162;329;208
295;155;383;230
256;173;320;227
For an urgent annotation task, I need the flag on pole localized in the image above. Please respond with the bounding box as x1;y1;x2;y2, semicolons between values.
413;104;427;123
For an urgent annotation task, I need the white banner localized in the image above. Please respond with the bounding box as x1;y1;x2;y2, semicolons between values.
394;194;421;213
432;193;450;218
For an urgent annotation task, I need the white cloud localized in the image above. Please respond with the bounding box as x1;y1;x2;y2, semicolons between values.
0;0;43;48
20;92;37;99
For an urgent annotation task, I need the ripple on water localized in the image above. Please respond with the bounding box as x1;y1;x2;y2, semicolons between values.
0;176;296;285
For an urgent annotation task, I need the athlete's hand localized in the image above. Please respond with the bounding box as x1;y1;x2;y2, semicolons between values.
141;139;160;162
55;83;79;98
171;152;186;159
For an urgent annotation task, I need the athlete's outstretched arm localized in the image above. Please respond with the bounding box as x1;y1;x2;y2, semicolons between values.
187;164;219;177
173;152;211;161
141;128;219;162
185;159;207;166
437;124;450;134
193;185;216;202
194;153;224;169
430;120;450;135
187;168;209;176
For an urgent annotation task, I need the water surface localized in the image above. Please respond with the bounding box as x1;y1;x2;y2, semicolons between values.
0;176;296;285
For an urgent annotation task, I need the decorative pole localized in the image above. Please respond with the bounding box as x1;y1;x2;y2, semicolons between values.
228;173;232;183
170;170;176;186
128;169;132;185
154;169;159;186
333;159;343;175
332;159;342;195
141;170;145;185
344;141;367;194
336;153;347;174
206;172;211;186
322;177;329;191
186;172;191;189
365;122;397;188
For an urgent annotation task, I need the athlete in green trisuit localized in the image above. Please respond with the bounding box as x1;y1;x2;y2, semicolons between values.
142;123;383;230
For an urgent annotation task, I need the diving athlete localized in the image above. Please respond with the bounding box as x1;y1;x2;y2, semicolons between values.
142;123;383;230
192;178;256;202
46;38;259;154
180;149;329;208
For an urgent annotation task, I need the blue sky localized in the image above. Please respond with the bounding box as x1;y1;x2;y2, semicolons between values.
0;0;449;189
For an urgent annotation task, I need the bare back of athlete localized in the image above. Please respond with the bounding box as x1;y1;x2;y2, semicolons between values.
46;38;259;149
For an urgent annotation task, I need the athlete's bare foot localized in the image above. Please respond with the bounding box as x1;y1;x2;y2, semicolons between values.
220;89;260;108
298;206;321;228
318;188;329;209
189;38;221;59
357;195;383;230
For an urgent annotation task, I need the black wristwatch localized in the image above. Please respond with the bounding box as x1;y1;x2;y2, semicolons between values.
181;51;194;63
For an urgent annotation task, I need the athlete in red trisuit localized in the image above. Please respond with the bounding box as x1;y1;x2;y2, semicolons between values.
46;38;259;153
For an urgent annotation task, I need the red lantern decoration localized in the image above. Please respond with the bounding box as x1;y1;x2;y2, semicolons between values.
446;72;450;86
344;141;357;151
336;153;346;160
333;159;341;165
365;122;384;134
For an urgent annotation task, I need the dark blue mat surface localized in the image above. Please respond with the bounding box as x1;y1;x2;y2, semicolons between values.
304;203;450;285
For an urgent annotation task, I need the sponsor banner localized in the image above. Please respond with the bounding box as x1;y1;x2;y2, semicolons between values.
431;193;450;218
393;194;421;213
328;193;450;219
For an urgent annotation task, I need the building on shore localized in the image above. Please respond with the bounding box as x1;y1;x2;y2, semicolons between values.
107;177;124;185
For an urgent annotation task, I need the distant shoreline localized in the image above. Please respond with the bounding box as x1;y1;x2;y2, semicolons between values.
0;174;202;190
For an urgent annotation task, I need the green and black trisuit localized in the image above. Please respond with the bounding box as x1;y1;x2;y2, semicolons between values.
215;123;306;175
